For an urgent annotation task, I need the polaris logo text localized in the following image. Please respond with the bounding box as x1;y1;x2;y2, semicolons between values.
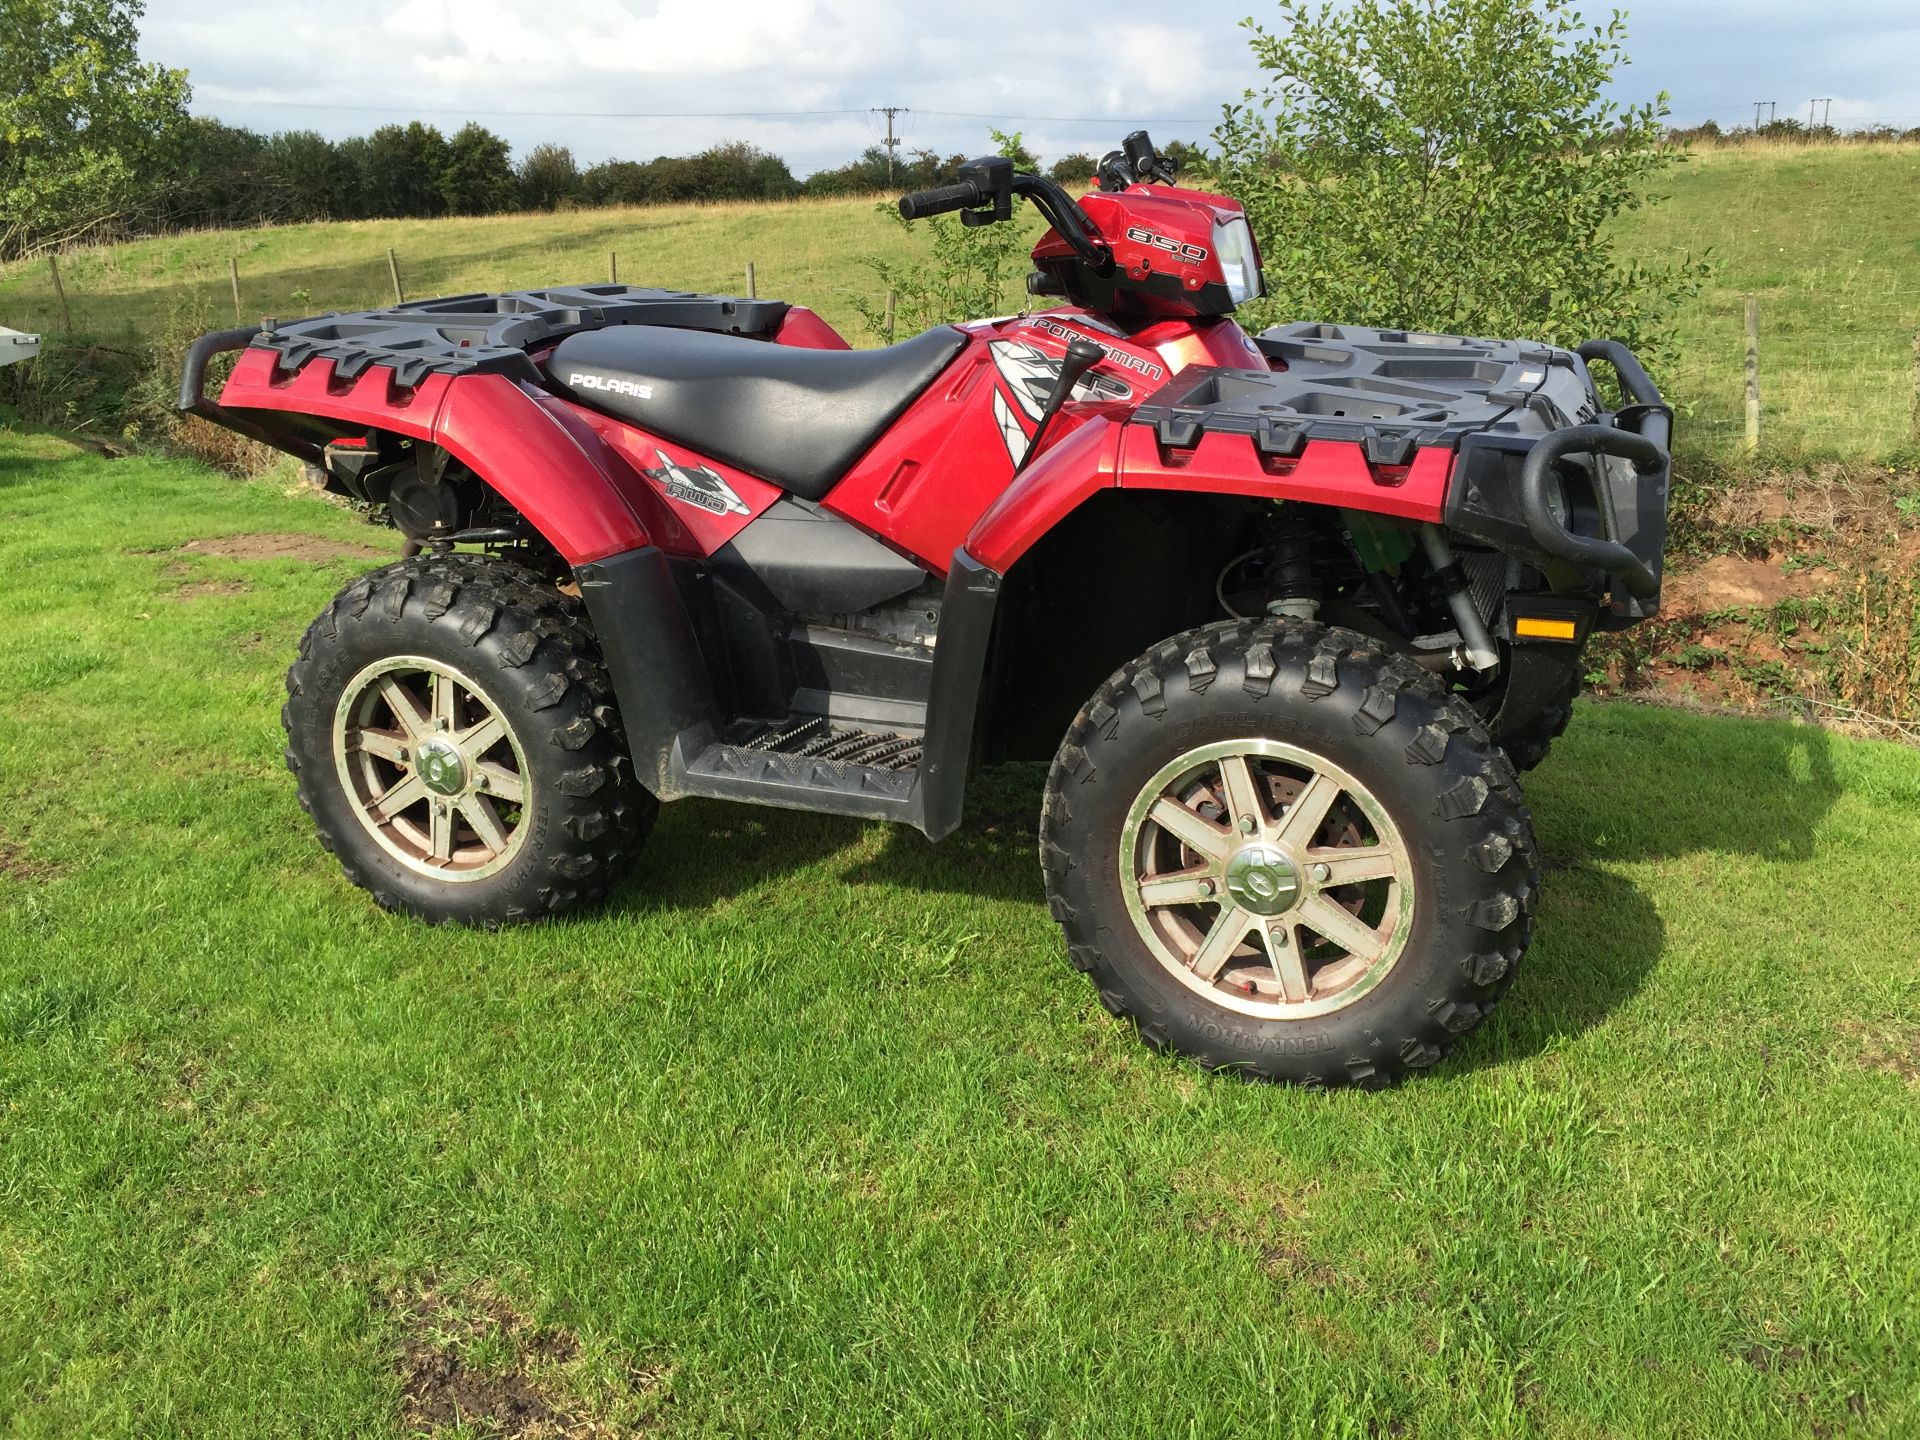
568;373;653;400
1125;226;1208;265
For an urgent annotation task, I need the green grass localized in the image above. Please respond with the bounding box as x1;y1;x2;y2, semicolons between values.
5;422;1920;1437
0;195;963;355
4;142;1918;459
1626;141;1920;459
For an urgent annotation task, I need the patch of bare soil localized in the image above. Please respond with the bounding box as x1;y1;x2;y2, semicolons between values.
1839;1020;1920;1085
1591;463;1920;737
0;833;59;883
173;579;252;601
1663;553;1835;612
178;532;387;563
387;1279;664;1438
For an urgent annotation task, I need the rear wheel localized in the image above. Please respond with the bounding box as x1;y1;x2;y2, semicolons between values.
1040;619;1537;1087
284;554;653;925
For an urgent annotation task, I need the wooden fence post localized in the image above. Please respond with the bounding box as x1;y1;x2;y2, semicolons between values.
387;248;405;306
746;261;757;299
1911;330;1920;445
884;289;896;345
609;250;618;284
47;254;71;334
229;256;243;322
1743;296;1761;452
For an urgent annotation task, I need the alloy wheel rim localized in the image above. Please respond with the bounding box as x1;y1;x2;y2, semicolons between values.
1117;739;1415;1020
332;656;532;881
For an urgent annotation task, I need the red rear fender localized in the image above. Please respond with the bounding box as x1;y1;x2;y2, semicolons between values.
218;349;654;565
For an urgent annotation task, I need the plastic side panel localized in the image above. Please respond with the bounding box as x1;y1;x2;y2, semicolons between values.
965;417;1121;573
1117;429;1451;523
561;402;782;558
1134;316;1268;374
821;337;1011;574
221;352;652;564
774;306;853;351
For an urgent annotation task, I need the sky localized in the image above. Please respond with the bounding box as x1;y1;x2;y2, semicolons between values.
138;0;1920;175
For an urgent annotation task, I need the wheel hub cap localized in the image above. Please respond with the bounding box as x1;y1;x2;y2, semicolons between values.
414;736;468;796
1224;844;1300;915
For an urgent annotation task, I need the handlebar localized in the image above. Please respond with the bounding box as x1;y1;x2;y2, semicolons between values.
898;182;984;221
898;166;1110;269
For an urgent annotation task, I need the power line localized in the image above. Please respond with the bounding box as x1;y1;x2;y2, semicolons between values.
197;94;1217;129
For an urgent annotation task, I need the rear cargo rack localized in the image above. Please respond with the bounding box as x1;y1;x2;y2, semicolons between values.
179;284;787;409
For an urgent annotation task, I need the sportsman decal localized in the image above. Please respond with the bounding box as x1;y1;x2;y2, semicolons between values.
644;456;750;516
986;339;1133;466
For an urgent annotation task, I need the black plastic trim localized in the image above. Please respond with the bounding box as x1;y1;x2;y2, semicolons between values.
1518;425;1664;598
712;499;929;614
575;546;720;795
910;550;1002;840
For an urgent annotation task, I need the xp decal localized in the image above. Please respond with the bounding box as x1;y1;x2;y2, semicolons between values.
644;456;749;516
986;339;1133;465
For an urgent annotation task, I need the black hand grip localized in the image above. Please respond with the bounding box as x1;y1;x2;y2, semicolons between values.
898;182;981;221
1577;339;1663;410
1519;424;1665;598
178;324;264;413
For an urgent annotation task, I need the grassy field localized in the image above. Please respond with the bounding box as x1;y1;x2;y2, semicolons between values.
4;419;1920;1437
3;140;1917;460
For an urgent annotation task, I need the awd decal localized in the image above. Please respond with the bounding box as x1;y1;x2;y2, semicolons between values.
1025;317;1165;383
1125;225;1209;265
987;340;1133;465
644;456;749;516
569;372;654;400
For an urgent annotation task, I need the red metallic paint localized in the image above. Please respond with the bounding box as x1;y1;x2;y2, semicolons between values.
773;306;853;351
212;183;1451;578
1033;183;1262;320
220;349;653;565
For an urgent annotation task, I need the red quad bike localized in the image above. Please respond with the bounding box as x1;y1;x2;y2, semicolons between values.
183;132;1673;1087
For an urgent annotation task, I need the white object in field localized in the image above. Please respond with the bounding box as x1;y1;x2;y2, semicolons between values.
0;327;40;368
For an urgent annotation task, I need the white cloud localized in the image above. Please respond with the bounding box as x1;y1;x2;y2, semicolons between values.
136;0;1920;172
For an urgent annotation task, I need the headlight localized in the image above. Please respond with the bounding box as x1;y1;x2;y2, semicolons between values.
1213;217;1263;306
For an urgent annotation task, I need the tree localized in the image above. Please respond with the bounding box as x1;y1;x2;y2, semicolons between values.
362;122;449;217
1211;0;1706;362
268;130;347;221
517;143;580;211
441;123;517;215
0;0;189;257
1048;153;1099;188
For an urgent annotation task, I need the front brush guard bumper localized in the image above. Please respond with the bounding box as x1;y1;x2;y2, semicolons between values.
1444;339;1673;623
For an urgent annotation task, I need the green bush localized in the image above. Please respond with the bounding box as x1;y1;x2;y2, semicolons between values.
1210;0;1708;361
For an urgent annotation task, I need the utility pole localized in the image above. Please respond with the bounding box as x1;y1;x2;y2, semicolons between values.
1753;100;1766;129
1816;98;1833;131
871;105;909;185
1769;100;1778;125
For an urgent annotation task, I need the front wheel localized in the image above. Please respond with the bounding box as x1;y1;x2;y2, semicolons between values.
1039;619;1537;1087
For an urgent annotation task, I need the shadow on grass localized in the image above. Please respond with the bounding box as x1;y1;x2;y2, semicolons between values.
585;708;1840;1066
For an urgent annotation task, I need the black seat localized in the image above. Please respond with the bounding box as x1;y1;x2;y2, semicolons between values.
546;324;967;501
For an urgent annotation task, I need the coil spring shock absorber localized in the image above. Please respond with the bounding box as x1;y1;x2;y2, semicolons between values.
1265;523;1320;621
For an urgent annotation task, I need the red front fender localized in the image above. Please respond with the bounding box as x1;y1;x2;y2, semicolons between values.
966;411;1452;574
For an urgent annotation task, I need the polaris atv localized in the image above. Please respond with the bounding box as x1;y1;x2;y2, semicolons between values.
182;132;1671;1087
